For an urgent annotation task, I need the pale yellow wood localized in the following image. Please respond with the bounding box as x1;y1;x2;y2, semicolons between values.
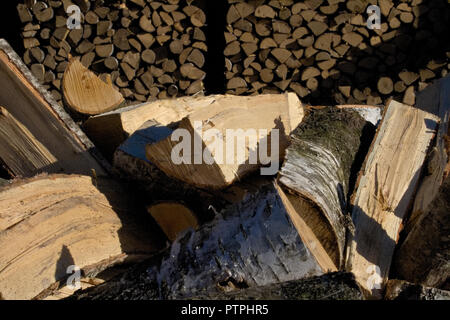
83;95;222;158
146;93;304;189
62;58;124;115
347;100;440;298
276;184;338;273
148;202;198;242
0;175;163;300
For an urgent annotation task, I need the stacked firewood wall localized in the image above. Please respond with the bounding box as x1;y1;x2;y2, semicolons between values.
224;0;450;106
17;0;208;106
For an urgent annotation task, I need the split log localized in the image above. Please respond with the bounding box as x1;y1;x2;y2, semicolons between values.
346;100;440;298
0;106;57;177
0;39;107;177
146;93;304;189
0;174;165;300
392;173;450;290
405;75;450;232
83;95;217;159
71;180;337;300
148;202;199;242
189;272;363;300
385;280;450;300
278;107;371;270
62;58;124;115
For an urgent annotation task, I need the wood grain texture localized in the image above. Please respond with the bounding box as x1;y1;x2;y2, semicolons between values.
146;93;304;189
84;95;216;159
0;174;164;300
346;100;440;298
0;39;108;177
0;106;57;177
62;58;124;115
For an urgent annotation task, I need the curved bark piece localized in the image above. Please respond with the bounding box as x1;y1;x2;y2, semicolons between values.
279;107;368;269
62;58;124;115
0;174;164;300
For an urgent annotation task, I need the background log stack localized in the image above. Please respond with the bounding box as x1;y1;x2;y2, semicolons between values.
224;0;450;106
17;0;208;109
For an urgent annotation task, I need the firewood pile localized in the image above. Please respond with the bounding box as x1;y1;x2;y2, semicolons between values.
17;0;208;106
0;0;448;301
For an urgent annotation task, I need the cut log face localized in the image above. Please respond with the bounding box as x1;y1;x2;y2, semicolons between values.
346;100;440;298
0;39;107;177
146;93;304;189
0;174;165;300
279;107;369;269
62;58;124;115
148;202;199;242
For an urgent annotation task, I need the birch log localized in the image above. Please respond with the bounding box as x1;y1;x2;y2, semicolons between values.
346;100;440;298
278;107;370;269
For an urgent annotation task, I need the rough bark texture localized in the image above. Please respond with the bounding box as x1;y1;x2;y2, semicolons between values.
71;180;325;300
0;174;165;300
190;272;363;300
279;107;369;268
385;280;450;300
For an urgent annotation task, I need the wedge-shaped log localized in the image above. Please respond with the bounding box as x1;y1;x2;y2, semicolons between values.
62;58;124;115
0;106;57;177
406;75;450;232
346;100;440;298
392;174;450;289
146;93;304;189
0;39;107;177
0;175;165;300
84;95;220;159
148;202;199;242
278;107;370;270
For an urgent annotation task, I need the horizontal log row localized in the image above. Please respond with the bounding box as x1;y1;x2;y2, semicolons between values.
224;0;450;106
17;0;207;107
